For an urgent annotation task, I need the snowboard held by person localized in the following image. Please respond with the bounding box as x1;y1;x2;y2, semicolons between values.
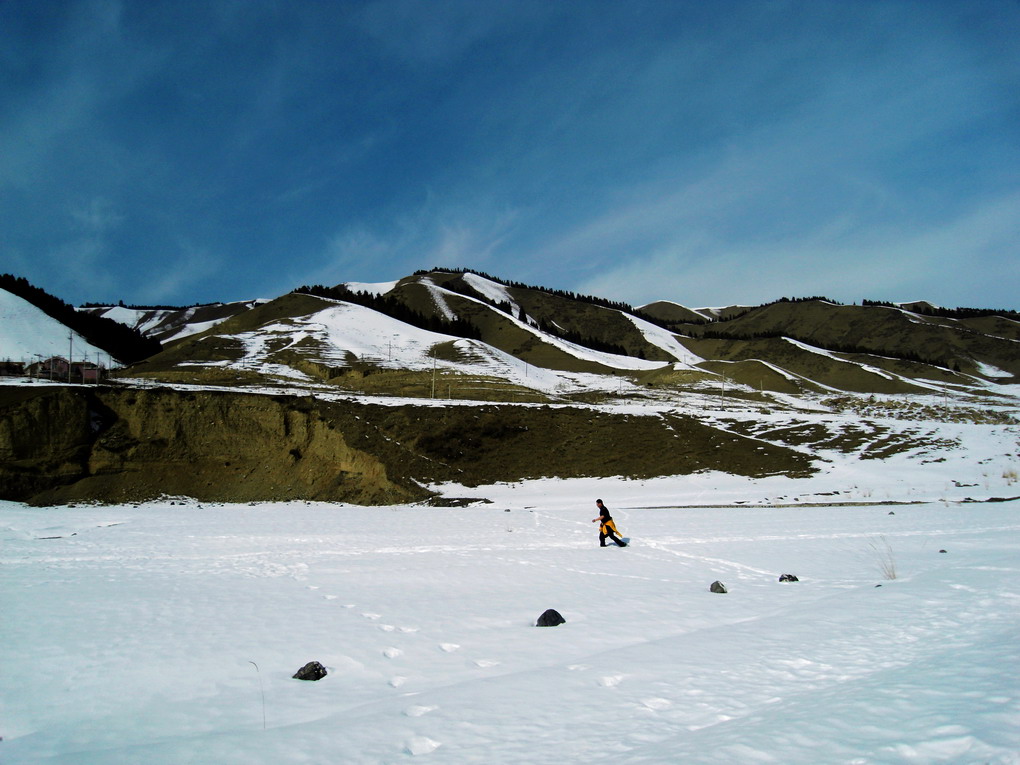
592;498;627;547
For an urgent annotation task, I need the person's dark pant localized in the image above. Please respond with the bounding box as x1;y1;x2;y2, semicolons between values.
600;529;626;546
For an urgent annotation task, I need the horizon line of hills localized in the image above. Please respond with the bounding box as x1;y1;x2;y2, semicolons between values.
3;268;1020;374
80;266;1020;320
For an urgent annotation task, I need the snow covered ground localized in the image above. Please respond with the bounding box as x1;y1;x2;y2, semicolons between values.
3;480;1019;764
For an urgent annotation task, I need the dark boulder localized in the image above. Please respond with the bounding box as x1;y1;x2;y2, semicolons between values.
778;574;799;582
536;609;566;627
293;661;328;681
710;581;728;594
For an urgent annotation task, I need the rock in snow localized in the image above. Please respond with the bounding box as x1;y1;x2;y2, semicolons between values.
293;661;328;681
536;608;566;626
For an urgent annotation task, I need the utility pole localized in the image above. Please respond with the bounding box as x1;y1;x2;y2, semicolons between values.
68;332;73;383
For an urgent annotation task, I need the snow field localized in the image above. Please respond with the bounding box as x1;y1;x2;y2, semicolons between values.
2;495;1019;764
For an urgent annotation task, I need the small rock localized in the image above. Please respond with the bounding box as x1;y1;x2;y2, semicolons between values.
939;549;948;554
293;661;328;681
536;608;565;627
710;581;728;594
778;574;799;582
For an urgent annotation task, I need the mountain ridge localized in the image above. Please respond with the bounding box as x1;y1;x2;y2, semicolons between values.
7;267;1020;393
3;268;1017;506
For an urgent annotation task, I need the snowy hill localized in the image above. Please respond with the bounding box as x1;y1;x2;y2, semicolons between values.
115;270;1019;401
2;268;1018;507
0;288;109;365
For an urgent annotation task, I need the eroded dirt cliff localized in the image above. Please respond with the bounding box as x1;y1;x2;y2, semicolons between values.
1;386;433;505
1;385;815;505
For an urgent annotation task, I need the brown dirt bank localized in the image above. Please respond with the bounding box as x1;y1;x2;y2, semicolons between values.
1;385;815;506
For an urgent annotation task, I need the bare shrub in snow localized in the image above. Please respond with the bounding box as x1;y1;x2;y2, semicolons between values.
868;536;898;580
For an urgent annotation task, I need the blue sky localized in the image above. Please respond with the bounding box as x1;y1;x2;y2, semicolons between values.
1;0;1018;310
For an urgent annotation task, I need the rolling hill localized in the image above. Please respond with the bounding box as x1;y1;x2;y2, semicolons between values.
111;269;1018;397
1;269;1017;506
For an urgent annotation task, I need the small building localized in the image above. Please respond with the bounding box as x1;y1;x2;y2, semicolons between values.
74;360;103;383
24;357;106;382
26;356;70;379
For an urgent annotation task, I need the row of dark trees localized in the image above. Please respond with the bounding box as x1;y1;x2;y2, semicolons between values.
862;299;1019;320
1;274;161;363
81;299;190;311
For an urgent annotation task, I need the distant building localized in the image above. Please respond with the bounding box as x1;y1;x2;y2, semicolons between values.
26;356;69;379
76;361;103;383
24;356;105;382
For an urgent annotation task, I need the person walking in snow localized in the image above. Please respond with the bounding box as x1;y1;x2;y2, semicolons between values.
592;498;627;547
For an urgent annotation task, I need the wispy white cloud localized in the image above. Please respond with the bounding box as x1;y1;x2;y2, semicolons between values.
295;199;521;289
49;234;116;300
70;197;125;234
2;0;1017;310
578;190;1020;309
518;3;1020;308
136;239;220;304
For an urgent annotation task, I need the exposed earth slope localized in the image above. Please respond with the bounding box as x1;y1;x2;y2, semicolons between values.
1;385;815;506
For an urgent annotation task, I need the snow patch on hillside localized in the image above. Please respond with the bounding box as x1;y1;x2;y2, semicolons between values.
343;281;398;296
90;306;162;331
181;302;600;394
976;361;1014;379
624;313;704;367
462;272;519;315
419;277;457;322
